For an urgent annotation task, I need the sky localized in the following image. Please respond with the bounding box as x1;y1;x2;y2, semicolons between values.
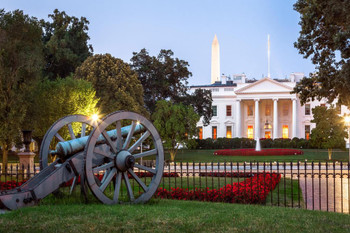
2;0;314;86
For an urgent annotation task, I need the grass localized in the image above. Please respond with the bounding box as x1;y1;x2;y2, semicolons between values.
0;198;349;233
164;149;350;162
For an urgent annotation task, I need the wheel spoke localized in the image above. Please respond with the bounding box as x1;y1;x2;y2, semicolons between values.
94;147;114;159
134;164;156;174
128;131;150;153
81;123;86;137
102;130;118;154
69;176;77;194
128;169;148;191
93;162;114;172
55;133;65;142
123;121;136;150
133;149;157;159
113;171;122;202
68;123;76;139
101;169;109;183
116;121;123;152
99;168;116;192
123;172;135;201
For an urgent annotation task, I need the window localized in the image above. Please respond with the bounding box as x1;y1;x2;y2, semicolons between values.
305;125;310;140
265;105;271;116
212;126;217;139
305;104;310;115
283;104;289;116
211;88;219;92
247;125;253;139
282;125;289;139
198;127;203;140
226;126;232;138
212;106;217;116
265;131;271;139
226;105;232;116
248;105;253;116
224;88;234;92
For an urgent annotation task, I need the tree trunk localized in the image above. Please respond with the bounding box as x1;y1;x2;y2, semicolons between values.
328;148;332;160
170;151;176;161
2;143;8;171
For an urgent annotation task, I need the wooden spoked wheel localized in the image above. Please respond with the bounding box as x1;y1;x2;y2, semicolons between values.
84;111;164;204
39;114;96;194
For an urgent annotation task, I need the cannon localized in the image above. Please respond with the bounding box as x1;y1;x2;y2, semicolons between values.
0;111;164;210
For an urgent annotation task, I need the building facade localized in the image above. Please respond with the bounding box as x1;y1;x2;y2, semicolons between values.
190;35;348;140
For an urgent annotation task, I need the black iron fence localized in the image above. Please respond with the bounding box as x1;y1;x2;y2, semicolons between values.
0;161;349;214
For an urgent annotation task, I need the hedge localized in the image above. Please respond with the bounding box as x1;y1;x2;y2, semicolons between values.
193;137;315;150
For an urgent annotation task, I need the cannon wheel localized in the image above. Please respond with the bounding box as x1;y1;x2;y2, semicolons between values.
84;111;164;204
39;114;97;194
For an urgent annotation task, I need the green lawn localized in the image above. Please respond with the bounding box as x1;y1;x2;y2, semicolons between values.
164;149;350;162
0;198;348;233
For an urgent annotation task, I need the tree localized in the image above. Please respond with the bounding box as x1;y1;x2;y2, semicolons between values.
130;49;191;113
29;76;99;145
293;1;350;107
152;100;200;161
130;48;212;124
0;9;43;167
75;54;147;116
310;106;347;160
181;89;213;126
41;9;93;80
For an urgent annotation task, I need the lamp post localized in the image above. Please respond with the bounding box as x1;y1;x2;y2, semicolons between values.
345;115;350;162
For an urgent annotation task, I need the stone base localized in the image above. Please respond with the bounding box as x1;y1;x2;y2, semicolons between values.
17;152;36;175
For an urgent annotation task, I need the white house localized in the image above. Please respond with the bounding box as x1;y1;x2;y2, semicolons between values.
190;35;348;140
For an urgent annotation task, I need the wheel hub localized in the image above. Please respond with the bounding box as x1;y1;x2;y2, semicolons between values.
114;150;135;171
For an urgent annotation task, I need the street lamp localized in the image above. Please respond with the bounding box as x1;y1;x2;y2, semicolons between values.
344;115;350;162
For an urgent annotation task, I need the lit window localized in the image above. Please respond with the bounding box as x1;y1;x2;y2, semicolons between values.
305;125;310;140
212;106;217;116
248;105;253;116
247;125;253;139
226;126;232;138
305;104;310;115
265;105;271;116
198;127;203;140
212;126;217;139
265;131;271;139
282;125;289;139
226;105;232;116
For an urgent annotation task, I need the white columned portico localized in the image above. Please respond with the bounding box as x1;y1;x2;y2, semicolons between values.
254;99;260;139
236;99;241;137
273;98;278;139
292;98;297;138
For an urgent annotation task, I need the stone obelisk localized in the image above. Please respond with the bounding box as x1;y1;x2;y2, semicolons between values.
211;34;220;84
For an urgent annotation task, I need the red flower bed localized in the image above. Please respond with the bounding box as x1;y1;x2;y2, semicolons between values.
155;172;281;204
214;148;303;156
0;180;27;191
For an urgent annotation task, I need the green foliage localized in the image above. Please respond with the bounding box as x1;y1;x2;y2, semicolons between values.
293;1;350;107
130;49;191;113
75;54;147;116
29;76;98;142
131;48;212;124
181;88;213;126
152;100;200;161
0;9;43;166
310;106;347;153
41;9;93;80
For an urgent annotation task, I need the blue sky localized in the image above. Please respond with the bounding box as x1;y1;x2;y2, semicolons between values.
2;0;314;85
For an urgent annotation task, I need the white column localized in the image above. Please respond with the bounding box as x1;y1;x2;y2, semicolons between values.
255;99;260;139
292;98;297;138
236;99;241;137
273;98;278;139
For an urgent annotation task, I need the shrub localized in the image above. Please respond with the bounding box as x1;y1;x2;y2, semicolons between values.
214;148;304;156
